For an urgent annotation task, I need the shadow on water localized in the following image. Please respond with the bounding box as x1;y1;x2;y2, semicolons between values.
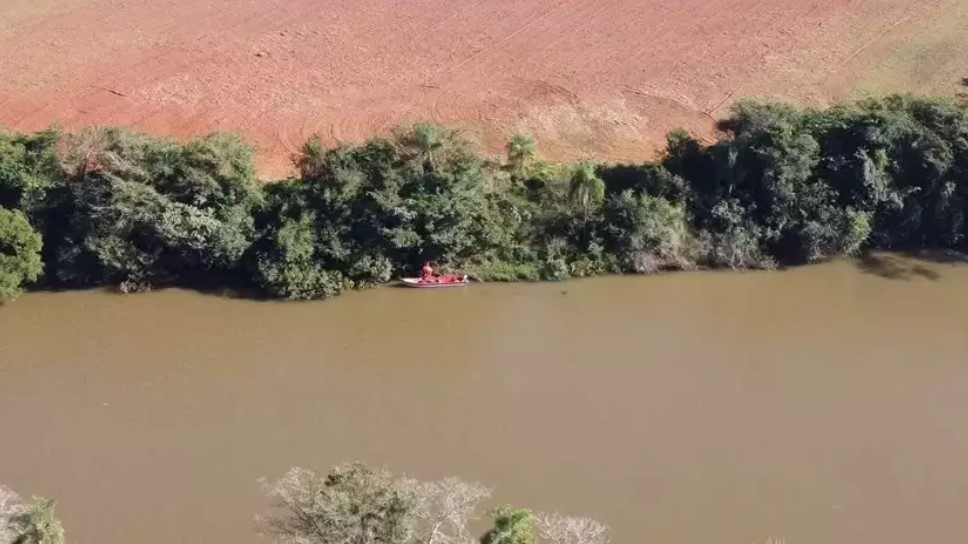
22;251;968;301
855;250;968;281
30;278;279;303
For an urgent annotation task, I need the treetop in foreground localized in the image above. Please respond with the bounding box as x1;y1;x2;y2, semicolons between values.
2;464;609;544
262;463;607;544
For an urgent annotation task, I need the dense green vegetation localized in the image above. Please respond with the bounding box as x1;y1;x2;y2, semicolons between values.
1;95;966;303
0;206;43;302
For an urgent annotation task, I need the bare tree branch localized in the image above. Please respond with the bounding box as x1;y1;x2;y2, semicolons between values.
408;477;491;544
535;513;609;544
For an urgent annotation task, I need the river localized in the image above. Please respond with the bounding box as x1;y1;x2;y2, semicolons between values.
1;255;967;544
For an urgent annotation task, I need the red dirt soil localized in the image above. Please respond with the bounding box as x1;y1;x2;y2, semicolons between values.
1;0;966;177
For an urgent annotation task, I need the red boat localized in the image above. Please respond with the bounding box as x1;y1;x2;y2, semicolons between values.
399;274;469;288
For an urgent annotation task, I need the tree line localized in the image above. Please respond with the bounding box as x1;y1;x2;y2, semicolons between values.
1;94;967;303
1;463;611;544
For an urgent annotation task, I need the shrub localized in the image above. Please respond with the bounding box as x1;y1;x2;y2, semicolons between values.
0;128;63;218
0;206;43;302
263;464;491;544
0;487;65;544
599;191;699;272
481;508;536;544
264;464;418;544
42;128;260;290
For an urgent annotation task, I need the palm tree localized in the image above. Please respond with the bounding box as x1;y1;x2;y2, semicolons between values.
568;161;605;218
480;508;536;544
505;133;536;180
406;123;446;173
295;136;327;181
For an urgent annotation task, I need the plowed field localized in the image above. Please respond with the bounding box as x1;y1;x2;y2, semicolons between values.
1;0;966;176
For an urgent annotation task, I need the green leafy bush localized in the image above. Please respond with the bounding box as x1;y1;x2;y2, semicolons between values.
42;128;261;290
0;206;43;302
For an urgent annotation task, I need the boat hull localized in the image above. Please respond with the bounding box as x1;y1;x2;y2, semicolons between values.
399;275;469;288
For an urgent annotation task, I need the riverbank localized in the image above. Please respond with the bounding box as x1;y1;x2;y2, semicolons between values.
1;94;966;304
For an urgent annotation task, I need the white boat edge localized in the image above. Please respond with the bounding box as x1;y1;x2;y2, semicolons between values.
399;276;469;288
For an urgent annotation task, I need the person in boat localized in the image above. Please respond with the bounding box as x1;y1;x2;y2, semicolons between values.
421;262;437;282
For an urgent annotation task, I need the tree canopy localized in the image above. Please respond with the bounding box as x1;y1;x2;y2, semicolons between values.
0;488;65;544
0;206;43;302
0;94;966;304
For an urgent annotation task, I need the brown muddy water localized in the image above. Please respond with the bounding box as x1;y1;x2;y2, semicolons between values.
1;255;967;544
